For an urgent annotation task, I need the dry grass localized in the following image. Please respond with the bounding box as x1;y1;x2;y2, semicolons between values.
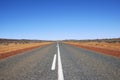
0;42;49;53
66;42;120;51
0;42;52;54
0;42;53;59
64;41;120;57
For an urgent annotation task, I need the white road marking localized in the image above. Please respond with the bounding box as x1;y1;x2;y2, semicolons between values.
51;54;57;70
57;42;64;80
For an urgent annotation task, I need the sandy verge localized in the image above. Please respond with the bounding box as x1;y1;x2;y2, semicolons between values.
64;42;120;58
0;42;53;60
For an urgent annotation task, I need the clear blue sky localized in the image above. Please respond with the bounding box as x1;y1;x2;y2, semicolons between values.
0;0;120;40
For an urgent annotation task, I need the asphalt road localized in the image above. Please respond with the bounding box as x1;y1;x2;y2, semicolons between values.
0;43;120;80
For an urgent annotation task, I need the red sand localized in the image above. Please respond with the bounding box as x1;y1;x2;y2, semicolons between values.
0;44;49;60
66;43;120;58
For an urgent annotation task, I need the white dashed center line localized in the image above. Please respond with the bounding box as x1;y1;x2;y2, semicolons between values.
51;54;57;70
51;42;64;80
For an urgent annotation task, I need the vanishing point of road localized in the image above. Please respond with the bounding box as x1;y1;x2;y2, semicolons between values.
0;42;120;80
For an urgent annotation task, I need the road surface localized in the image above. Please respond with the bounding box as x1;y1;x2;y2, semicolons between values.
0;43;120;80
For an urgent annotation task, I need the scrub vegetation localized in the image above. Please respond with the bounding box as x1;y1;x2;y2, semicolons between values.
63;38;120;58
0;39;53;59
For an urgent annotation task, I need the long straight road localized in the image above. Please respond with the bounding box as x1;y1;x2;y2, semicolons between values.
0;43;120;80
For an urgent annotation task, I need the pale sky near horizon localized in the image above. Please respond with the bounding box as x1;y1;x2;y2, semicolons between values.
0;0;120;40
